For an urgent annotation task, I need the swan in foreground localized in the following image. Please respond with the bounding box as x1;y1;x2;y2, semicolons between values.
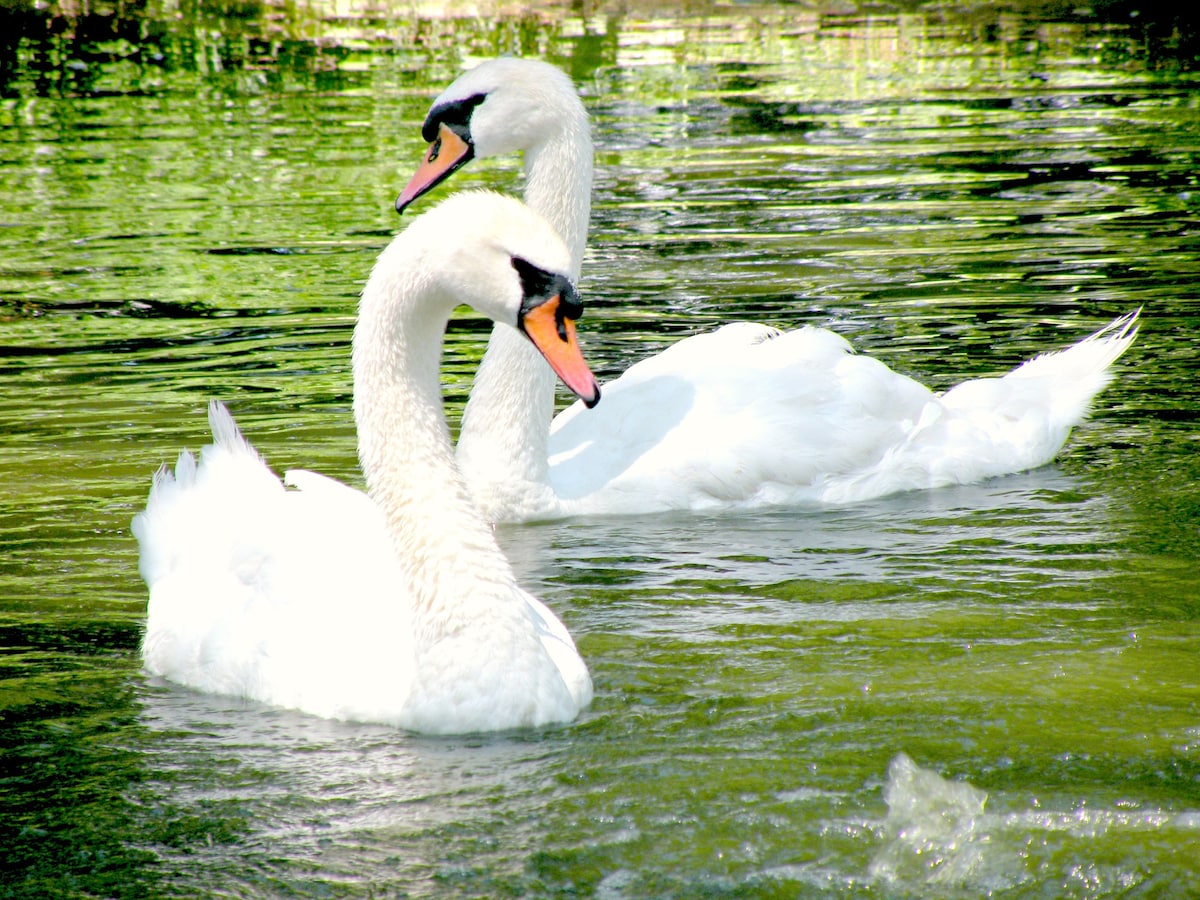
398;57;1140;522
133;191;599;734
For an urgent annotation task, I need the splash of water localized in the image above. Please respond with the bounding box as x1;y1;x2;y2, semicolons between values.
869;753;1200;897
869;752;1014;891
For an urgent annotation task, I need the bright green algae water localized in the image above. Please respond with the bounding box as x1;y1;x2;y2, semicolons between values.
1;3;1198;897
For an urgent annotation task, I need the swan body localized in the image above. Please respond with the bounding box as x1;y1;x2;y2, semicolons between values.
544;313;1139;516
133;191;598;734
399;57;1139;523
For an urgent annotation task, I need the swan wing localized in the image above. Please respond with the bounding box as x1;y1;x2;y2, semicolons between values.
523;593;593;711
547;324;934;515
545;313;1138;515
134;402;416;721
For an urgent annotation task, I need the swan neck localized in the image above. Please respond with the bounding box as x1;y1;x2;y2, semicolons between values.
456;323;557;518
455;114;593;519
353;252;513;614
523;122;592;281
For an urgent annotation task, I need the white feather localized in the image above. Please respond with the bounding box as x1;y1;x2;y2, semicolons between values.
133;192;592;734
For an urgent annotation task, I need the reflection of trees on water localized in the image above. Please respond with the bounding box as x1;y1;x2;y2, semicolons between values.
2;1;1196;99
0;0;599;97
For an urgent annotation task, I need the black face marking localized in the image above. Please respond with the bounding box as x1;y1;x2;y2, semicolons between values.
395;95;484;214
422;92;487;143
512;257;583;342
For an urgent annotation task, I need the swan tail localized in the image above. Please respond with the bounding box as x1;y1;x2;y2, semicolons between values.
818;312;1139;504
931;309;1139;475
999;307;1139;413
942;308;1139;428
134;402;302;696
206;398;255;454
132;401;282;590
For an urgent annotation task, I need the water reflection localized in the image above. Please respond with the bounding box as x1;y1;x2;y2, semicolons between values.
4;2;1200;101
502;467;1121;595
128;689;779;900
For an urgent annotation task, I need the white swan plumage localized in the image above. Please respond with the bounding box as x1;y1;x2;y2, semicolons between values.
133;190;598;734
398;57;1139;522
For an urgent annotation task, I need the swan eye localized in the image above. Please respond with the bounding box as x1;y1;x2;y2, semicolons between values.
422;92;488;143
512;256;577;313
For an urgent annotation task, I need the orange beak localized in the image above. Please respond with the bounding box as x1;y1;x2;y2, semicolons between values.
520;297;601;408
395;122;475;213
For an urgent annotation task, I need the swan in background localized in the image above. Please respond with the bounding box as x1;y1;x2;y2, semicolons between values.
399;58;593;523
398;57;1140;522
133;191;599;734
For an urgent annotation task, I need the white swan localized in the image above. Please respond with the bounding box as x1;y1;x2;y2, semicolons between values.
398;57;1139;522
132;191;599;734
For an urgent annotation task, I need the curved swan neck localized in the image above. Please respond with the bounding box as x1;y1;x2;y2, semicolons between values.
353;244;514;616
456;323;558;518
456;88;593;518
522;116;593;279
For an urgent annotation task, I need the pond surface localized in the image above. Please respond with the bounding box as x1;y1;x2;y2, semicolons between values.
2;2;1199;897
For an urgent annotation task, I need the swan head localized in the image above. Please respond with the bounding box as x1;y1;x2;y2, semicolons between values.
396;57;586;213
394;191;600;407
509;255;598;407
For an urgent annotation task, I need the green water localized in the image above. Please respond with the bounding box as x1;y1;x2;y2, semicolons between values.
1;2;1198;897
